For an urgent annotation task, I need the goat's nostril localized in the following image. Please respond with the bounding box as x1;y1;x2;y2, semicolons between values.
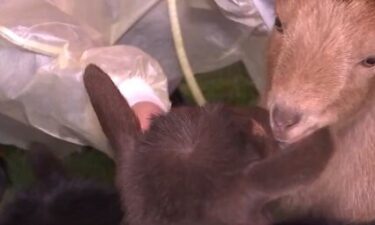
271;105;301;132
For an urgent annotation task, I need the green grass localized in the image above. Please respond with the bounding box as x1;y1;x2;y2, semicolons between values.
180;62;259;106
0;61;259;203
64;147;115;184
2;145;115;190
0;145;116;208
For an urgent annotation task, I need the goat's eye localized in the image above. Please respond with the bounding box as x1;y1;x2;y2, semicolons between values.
274;17;283;33
361;57;375;68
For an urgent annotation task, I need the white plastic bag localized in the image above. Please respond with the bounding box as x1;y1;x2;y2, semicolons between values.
0;0;275;155
0;0;169;155
119;0;275;92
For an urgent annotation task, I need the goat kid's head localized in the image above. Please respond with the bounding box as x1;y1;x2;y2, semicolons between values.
267;0;375;142
84;64;333;225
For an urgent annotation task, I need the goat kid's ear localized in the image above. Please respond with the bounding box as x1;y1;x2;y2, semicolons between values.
231;106;277;158
245;128;333;196
83;64;141;153
230;106;273;135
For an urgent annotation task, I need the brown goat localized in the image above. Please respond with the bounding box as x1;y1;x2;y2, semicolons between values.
83;64;333;225
266;0;375;222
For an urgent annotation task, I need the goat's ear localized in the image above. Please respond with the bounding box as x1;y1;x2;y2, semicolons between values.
230;106;272;136
246;128;333;196
248;107;277;158
231;106;277;158
83;64;141;155
27;143;68;188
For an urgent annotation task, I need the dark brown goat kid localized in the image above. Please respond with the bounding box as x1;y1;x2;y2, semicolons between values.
0;143;123;225
266;0;375;223
84;64;333;225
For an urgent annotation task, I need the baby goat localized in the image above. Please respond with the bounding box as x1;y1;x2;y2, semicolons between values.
266;0;375;222
0;143;123;225
84;64;333;225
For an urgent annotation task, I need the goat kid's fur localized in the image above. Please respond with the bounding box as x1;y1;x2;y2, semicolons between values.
0;143;123;225
266;0;375;222
84;64;334;225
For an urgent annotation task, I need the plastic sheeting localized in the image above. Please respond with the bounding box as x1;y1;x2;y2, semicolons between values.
214;0;275;29
0;0;275;154
0;0;169;155
120;0;275;92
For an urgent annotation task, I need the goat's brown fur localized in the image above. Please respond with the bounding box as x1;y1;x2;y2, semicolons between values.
84;64;333;225
266;0;375;222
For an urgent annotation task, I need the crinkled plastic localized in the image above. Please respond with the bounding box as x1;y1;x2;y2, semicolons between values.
0;0;169;155
0;0;274;154
214;0;275;29
180;0;273;92
119;0;274;92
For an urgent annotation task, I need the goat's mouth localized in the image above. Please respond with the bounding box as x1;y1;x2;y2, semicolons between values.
271;120;319;144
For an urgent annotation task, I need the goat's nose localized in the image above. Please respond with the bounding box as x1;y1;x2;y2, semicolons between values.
271;105;301;132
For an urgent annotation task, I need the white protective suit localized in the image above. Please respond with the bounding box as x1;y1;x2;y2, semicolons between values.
0;0;275;155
